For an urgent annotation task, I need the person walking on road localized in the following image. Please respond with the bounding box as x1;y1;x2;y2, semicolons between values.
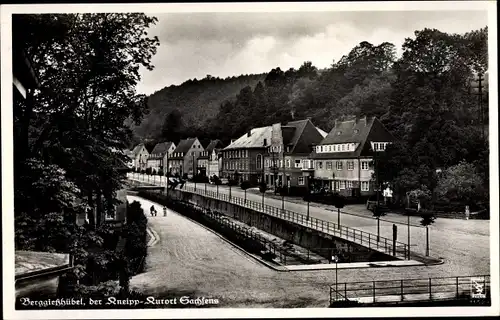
163;206;167;217
150;205;157;217
465;205;470;220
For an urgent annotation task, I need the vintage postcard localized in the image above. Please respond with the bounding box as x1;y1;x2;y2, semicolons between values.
1;1;498;319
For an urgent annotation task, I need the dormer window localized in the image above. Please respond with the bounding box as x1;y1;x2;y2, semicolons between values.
337;131;342;136
354;129;359;134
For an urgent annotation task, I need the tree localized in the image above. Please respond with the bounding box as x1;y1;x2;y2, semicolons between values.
161;109;183;142
240;181;251;204
13;13;159;290
371;205;387;242
436;161;485;205
420;212;436;256
332;192;345;228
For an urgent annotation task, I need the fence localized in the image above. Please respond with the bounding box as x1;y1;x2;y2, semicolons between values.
127;173;408;259
329;275;491;305
182;185;408;259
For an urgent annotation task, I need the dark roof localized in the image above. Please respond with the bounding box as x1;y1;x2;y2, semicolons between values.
205;139;224;153
149;142;174;159
198;139;224;159
310;117;395;159
170;138;197;159
285;119;324;154
320;117;373;145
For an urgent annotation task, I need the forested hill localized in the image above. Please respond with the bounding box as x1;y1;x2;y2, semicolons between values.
131;73;266;140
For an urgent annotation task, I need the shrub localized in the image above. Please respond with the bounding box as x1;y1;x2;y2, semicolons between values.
158;169;164;176
258;182;267;194
240;181;252;190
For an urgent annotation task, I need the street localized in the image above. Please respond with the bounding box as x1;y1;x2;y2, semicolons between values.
127;194;490;307
128;173;490;275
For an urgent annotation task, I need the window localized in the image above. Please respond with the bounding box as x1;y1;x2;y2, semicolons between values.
286;159;290;168
316;161;323;169
265;159;269;168
257;154;263;169
328;145;332;152
298;177;305;185
336;161;343;170
295;159;301;168
347;181;354;188
361;181;370;191
341;145;345;151
279;160;283;168
339;181;346;189
316;146;320;153
326;161;333;170
347;161;354;170
361;161;369;170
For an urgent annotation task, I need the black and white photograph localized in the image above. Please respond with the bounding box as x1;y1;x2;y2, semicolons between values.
1;1;498;319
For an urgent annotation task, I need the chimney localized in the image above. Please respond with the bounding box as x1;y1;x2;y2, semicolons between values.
334;119;338;127
263;138;267;146
363;116;367;126
290;109;295;120
247;130;251;137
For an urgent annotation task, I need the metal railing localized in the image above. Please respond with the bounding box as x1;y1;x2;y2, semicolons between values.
127;173;408;258
329;275;491;305
180;185;408;258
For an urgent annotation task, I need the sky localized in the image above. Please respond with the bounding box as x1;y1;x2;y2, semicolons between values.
136;10;488;95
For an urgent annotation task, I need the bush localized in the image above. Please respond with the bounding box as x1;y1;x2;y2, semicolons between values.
158;169;164;176
240;181;252;190
258;182;267;194
145;167;152;175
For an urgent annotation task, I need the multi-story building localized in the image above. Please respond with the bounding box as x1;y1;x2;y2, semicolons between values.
168;138;204;178
306;117;395;197
262;119;325;193
131;143;149;171
146;141;175;173
197;139;224;178
221;127;273;184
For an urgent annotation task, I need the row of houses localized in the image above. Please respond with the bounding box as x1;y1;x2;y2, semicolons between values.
129;116;395;197
128;137;224;179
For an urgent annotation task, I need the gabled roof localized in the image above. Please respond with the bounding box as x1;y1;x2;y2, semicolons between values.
149;142;174;159
131;143;147;157
286;119;325;154
205;139;224;153
311;117;395;159
224;126;272;150
320;117;373;145
199;139;224;159
170;138;197;159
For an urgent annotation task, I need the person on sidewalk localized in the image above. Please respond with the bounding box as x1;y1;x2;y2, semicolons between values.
465;205;470;220
163;206;167;217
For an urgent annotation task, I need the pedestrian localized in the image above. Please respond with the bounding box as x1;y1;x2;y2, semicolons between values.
163;206;167;217
150;205;156;217
465;205;470;220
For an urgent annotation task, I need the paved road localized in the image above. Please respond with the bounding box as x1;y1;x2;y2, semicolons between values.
127;194;490;308
128;174;490;277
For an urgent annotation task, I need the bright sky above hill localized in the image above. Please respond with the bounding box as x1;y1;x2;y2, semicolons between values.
135;3;489;95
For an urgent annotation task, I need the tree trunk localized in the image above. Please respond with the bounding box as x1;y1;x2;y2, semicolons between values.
96;190;103;227
87;191;96;229
426;226;429;256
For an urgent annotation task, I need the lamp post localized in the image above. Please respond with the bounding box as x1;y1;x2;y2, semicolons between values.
407;213;411;260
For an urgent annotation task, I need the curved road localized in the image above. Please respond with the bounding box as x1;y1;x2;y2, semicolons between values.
127;194;490;308
129;174;489;275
